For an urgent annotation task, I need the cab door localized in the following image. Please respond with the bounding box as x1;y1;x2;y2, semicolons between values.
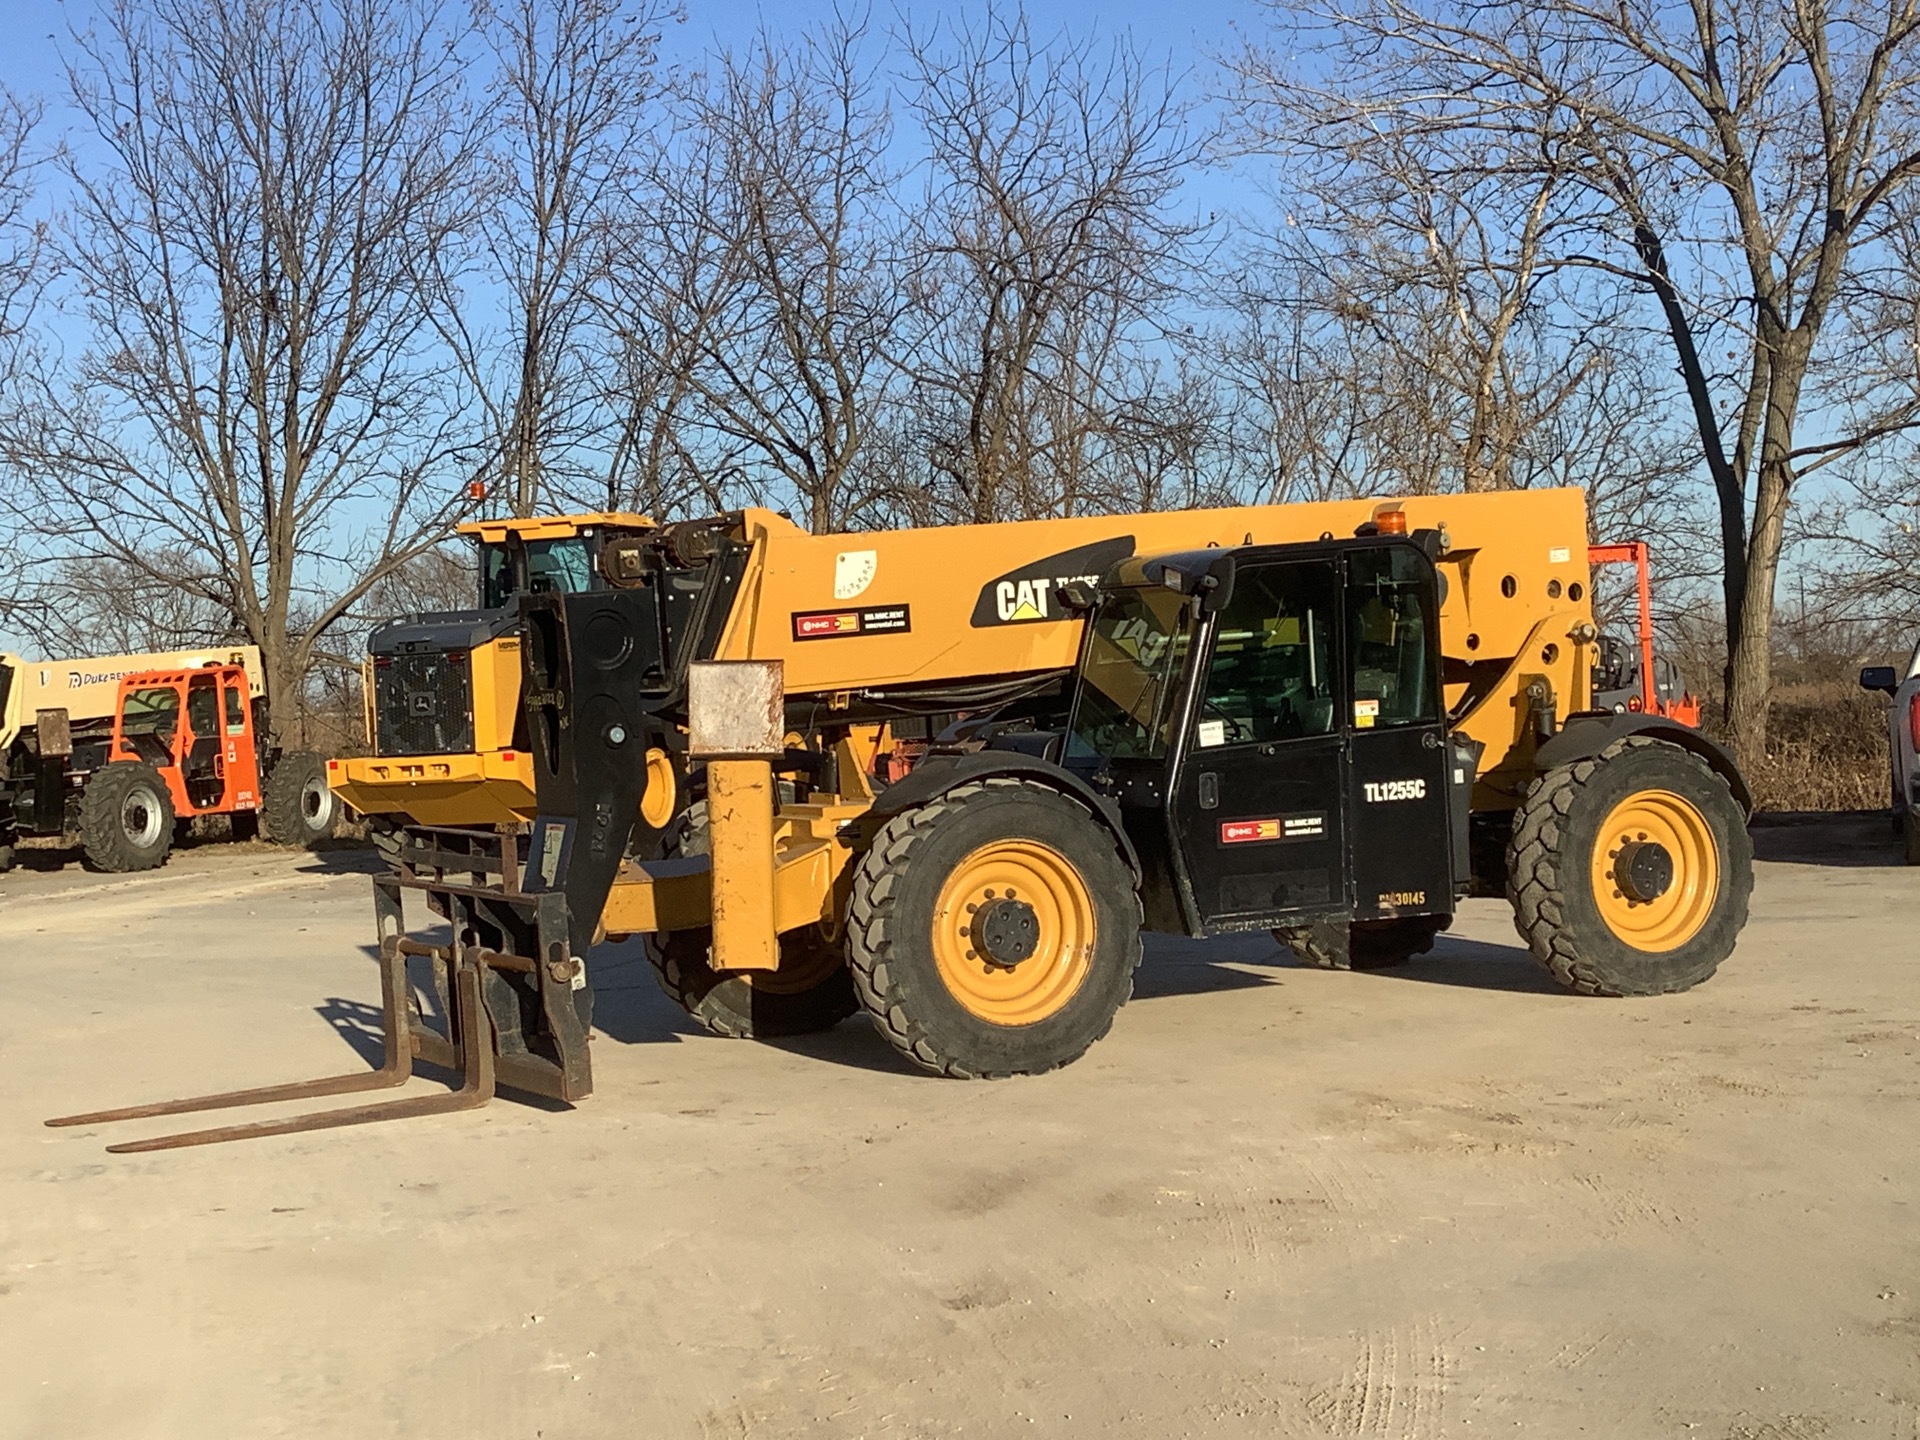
221;672;262;809
1168;560;1348;931
1343;545;1453;919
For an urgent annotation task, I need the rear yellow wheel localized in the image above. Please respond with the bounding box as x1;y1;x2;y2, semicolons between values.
1589;789;1720;953
645;802;857;1037
1508;737;1751;996
930;840;1096;1026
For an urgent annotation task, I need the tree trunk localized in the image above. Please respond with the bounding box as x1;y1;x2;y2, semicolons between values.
1721;343;1807;776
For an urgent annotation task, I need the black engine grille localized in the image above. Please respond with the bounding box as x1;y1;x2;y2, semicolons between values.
373;650;475;757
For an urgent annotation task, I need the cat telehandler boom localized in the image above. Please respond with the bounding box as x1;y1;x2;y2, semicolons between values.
50;487;1753;1150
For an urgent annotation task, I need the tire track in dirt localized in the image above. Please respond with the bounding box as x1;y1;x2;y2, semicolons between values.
1304;1315;1452;1439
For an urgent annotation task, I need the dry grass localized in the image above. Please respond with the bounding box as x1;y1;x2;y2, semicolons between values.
1741;684;1893;813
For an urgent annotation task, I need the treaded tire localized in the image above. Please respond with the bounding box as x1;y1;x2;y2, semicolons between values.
1507;737;1752;996
367;815;407;872
644;802;859;1039
1905;809;1920;866
1275;916;1448;971
262;750;339;847
80;761;175;872
846;777;1143;1079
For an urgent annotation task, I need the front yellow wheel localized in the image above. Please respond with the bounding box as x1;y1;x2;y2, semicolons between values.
847;776;1142;1078
930;840;1097;1026
1589;789;1721;952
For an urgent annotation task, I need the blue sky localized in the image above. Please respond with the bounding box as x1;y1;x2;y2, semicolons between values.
0;0;1265;105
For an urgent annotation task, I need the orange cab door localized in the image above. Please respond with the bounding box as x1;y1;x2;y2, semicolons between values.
222;673;262;811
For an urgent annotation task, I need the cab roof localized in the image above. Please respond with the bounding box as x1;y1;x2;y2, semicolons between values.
456;512;654;544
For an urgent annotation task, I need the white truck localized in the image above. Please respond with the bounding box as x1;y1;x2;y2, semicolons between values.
1860;641;1920;864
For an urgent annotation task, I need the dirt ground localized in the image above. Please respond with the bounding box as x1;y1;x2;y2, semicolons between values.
2;814;1916;1439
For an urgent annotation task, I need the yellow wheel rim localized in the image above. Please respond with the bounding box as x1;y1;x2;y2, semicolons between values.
1590;788;1720;952
931;840;1096;1026
639;747;677;830
740;929;844;996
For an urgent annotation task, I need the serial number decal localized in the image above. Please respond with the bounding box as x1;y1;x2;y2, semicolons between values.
1379;890;1427;908
1363;779;1428;803
1220;812;1326;845
791;605;912;641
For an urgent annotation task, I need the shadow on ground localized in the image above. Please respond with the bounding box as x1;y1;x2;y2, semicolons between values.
1139;928;1567;999
1750;809;1905;867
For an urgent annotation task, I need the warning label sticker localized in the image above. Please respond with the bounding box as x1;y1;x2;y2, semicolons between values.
791;605;912;641
1219;813;1326;846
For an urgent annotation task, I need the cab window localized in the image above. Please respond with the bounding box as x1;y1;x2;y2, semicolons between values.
1067;587;1194;761
1347;546;1438;728
479;536;594;609
525;538;593;595
224;682;248;736
186;674;219;739
121;687;180;742
479;543;514;610
1197;563;1338;745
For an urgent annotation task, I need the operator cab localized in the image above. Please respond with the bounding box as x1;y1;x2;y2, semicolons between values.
1059;532;1475;944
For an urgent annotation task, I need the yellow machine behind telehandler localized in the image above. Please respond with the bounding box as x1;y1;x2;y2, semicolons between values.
51;488;1754;1150
329;510;658;837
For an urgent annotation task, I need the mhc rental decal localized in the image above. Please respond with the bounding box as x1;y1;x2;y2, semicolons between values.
1219;813;1326;845
969;537;1135;627
791;605;913;641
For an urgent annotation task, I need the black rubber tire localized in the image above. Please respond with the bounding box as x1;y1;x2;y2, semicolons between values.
80;761;176;872
1274;916;1448;971
262;750;339;847
846;777;1142;1079
644;802;859;1039
367;815;407;871
1905;809;1920;867
1507;737;1752;996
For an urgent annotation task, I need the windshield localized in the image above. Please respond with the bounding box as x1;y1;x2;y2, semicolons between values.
1065;587;1193;761
478;536;594;610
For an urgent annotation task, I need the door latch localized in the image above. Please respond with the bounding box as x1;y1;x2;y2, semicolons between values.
1197;772;1219;810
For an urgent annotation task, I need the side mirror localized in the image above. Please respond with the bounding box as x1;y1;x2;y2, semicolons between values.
1054;580;1100;614
1860;665;1900;695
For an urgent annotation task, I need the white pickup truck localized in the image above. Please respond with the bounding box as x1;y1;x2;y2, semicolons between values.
1861;641;1920;864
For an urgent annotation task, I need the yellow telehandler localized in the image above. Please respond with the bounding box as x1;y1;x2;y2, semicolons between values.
51;488;1752;1149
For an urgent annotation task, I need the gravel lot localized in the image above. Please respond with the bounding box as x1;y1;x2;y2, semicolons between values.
2;814;1916;1439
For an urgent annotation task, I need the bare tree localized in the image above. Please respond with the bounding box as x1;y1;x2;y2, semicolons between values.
0;89;44;394
2;0;483;738
596;14;903;529
460;0;674;517
900;4;1209;523
1234;0;1920;770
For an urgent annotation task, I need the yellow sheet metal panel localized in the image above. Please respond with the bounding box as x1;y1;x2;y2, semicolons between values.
469;635;524;752
328;749;537;825
457;511;654;544
706;758;778;970
600;858;713;936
